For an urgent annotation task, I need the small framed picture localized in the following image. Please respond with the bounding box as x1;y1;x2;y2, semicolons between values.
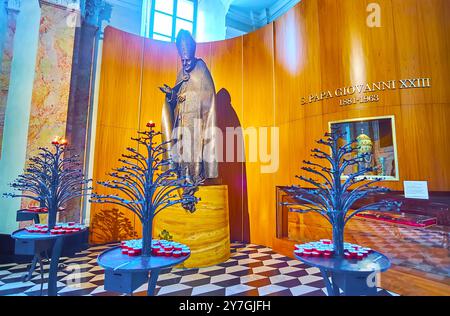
329;115;399;181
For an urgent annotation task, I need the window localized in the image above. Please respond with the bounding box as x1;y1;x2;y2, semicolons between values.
141;0;198;42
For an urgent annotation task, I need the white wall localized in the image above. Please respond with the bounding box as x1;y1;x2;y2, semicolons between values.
0;2;6;64
107;0;142;35
0;0;41;234
196;0;227;42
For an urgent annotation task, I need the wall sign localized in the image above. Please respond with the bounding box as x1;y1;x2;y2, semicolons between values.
404;181;429;200
301;77;432;106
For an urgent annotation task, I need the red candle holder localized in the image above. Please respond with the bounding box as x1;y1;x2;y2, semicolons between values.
320;239;332;245
133;248;142;256
51;137;60;145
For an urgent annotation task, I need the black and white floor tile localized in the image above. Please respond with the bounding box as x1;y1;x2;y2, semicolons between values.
0;242;397;296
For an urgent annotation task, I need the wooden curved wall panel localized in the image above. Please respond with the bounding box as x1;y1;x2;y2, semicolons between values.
92;0;450;247
139;39;178;131
210;37;247;242
96;28;143;129
317;0;400;112
242;23;276;247
90;28;144;243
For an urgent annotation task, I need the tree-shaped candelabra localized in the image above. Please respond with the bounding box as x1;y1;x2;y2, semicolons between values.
90;121;203;257
285;126;401;256
4;137;92;230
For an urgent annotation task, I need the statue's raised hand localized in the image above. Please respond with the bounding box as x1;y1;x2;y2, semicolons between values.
159;84;173;97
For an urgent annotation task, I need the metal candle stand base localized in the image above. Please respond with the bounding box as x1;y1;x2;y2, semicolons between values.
12;228;89;296
105;270;150;294
295;250;390;296
321;270;379;296
104;269;163;296
98;246;190;296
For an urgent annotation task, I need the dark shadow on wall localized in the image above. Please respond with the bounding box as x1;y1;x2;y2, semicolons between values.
90;208;138;244
216;88;250;243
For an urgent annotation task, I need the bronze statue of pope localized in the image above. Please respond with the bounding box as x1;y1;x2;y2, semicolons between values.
159;30;218;211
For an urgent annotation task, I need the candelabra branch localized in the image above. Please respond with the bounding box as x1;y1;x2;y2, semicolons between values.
3;139;92;229
300;167;333;190
91;122;201;257
287;126;401;257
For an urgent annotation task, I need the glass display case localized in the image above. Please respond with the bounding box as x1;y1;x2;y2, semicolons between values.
276;186;450;285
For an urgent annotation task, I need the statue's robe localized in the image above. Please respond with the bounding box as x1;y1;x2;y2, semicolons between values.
161;58;218;179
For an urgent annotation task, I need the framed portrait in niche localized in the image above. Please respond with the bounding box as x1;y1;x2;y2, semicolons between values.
329;115;399;181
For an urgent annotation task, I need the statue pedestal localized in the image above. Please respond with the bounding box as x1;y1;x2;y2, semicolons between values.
154;185;230;268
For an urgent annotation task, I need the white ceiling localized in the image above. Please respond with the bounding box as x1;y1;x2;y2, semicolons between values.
230;0;279;11
103;0;300;39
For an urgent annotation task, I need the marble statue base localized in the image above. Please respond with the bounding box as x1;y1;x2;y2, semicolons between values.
153;185;230;268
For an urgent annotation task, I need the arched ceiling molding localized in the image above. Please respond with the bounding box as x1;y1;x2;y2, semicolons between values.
220;0;232;11
5;0;21;11
225;0;301;38
105;0;140;12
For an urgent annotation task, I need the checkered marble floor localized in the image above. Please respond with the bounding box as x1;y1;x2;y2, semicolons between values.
0;242;397;296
